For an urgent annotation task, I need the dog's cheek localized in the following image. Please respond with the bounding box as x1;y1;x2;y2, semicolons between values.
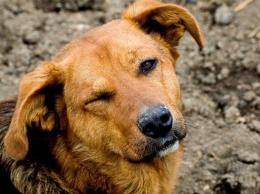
105;118;146;160
104;121;126;155
67;110;108;150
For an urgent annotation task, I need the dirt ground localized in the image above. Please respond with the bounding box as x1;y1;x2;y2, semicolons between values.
0;0;259;193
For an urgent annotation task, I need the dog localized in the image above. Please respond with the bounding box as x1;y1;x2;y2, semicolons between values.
0;0;204;193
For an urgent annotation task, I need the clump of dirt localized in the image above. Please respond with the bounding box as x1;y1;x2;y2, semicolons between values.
0;0;259;193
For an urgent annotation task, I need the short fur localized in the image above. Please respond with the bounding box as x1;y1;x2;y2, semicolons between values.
0;0;204;193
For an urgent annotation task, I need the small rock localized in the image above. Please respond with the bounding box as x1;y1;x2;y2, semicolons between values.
237;150;259;163
236;117;246;124
203;184;210;191
243;91;256;102
203;62;215;72
252;97;260;109
201;45;216;56
224;106;240;122
198;72;216;85
229;94;240;107
255;87;260;96
216;41;224;49
23;30;40;44
215;4;235;25
218;94;230;108
220;67;230;78
252;120;260;133
237;99;248;110
217;67;230;80
252;82;260;90
219;173;240;192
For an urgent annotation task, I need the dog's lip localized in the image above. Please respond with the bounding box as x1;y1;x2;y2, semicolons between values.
145;137;181;158
156;139;179;157
126;137;181;163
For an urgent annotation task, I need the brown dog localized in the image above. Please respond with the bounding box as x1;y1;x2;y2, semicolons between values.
0;0;204;193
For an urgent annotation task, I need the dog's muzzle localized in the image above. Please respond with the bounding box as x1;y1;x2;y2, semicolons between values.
138;104;185;158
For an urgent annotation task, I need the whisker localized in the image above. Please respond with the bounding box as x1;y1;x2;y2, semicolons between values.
183;118;200;142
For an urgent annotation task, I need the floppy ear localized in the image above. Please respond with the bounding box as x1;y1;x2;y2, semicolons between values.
4;62;66;160
122;0;205;48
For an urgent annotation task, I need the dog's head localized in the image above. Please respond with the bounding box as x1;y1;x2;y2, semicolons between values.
4;0;204;162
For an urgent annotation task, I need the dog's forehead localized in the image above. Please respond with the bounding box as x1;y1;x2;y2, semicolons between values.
86;20;156;46
67;21;163;59
83;21;163;58
62;20;168;76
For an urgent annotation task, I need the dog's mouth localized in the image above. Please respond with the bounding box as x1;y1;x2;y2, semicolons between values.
156;139;180;157
127;136;182;163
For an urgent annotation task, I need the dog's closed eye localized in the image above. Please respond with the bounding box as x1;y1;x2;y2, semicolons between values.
85;92;114;106
139;59;158;75
84;92;114;113
94;92;113;102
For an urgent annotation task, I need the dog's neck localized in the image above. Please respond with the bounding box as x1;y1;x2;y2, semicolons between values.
51;135;183;194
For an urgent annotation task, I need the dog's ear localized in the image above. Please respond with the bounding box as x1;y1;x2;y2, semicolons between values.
4;62;66;160
122;0;205;48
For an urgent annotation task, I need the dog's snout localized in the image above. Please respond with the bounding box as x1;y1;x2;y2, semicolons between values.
138;105;172;138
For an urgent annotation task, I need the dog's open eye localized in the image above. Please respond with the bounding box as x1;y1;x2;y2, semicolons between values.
139;59;158;74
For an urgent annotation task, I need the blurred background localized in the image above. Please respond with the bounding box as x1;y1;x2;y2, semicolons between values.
0;0;259;193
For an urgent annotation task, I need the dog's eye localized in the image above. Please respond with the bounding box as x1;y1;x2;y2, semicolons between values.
85;92;113;106
139;59;158;74
94;92;113;102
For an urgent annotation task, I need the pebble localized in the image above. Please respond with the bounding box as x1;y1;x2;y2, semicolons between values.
237;99;248;110
203;184;210;191
243;91;256;102
220;173;240;190
218;94;230;107
224;106;241;122
23;30;40;44
252;82;260;90
217;67;230;80
252;97;260;109
203;62;215;72
214;4;235;25
216;41;224;49
198;72;216;85
237;150;259;163
252;120;260;133
236;117;246;124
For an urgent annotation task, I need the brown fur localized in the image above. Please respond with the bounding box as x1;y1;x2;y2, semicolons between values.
0;0;204;193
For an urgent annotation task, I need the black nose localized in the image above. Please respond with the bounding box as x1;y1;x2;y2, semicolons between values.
138;105;172;138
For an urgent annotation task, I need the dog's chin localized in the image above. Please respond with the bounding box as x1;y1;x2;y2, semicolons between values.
126;139;180;163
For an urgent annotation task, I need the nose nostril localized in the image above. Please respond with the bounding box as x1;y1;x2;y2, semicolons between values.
160;112;172;134
144;123;157;137
160;113;170;124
